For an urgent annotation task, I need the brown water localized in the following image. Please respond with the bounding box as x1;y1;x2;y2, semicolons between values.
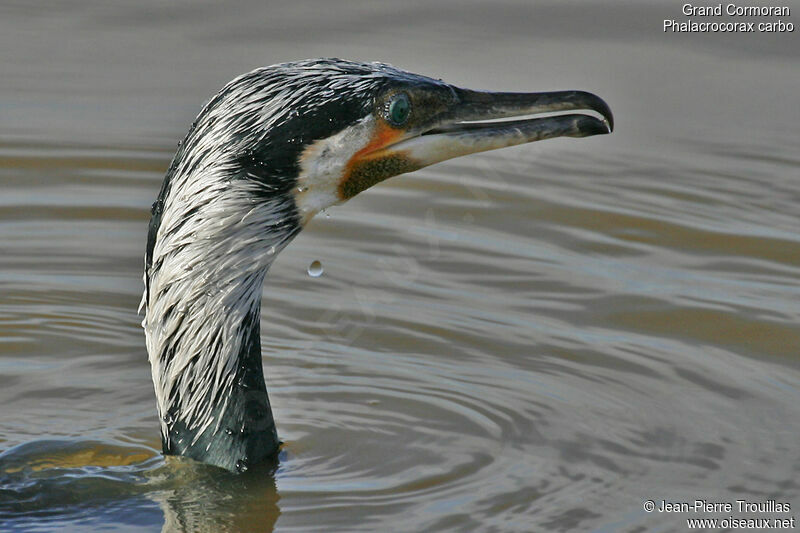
1;1;799;532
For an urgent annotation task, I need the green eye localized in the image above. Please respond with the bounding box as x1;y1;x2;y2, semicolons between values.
388;93;411;125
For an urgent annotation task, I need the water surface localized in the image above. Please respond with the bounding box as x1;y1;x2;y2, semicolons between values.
1;1;799;531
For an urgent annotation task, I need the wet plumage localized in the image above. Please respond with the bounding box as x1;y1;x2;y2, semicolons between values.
142;58;612;471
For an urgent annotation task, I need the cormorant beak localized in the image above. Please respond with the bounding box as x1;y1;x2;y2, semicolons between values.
392;88;613;168
335;87;613;203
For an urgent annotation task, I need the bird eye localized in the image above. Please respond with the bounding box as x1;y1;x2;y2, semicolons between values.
387;93;411;126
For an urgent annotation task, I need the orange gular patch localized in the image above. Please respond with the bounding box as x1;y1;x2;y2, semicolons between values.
338;122;422;200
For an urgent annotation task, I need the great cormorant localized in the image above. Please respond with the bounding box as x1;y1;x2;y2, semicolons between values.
142;58;613;472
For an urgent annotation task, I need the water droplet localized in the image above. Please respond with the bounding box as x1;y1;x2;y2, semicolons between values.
225;428;234;435
307;260;323;277
323;209;330;219
267;245;276;255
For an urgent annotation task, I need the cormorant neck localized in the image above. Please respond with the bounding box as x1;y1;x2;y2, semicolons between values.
144;181;301;471
162;296;279;473
148;267;281;472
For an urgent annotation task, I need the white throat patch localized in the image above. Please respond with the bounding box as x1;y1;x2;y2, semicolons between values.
293;114;377;226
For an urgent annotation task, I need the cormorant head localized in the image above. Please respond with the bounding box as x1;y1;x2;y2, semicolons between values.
155;58;612;242
285;59;612;226
274;59;612;225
